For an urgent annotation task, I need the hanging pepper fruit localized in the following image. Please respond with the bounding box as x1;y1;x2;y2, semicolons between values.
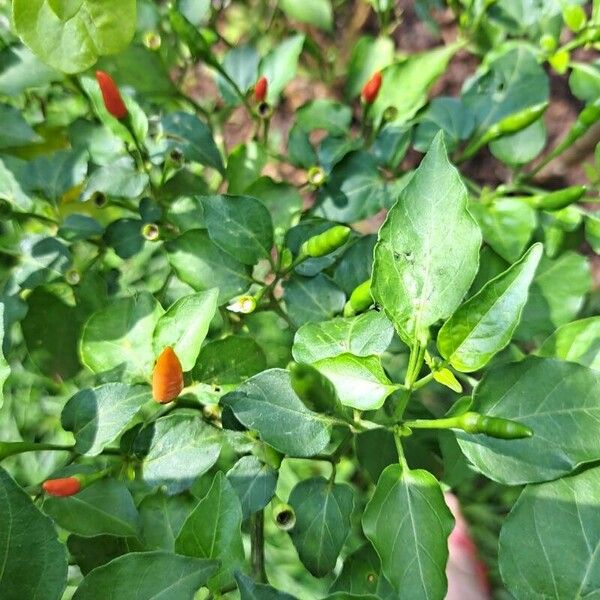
95;71;128;120
343;278;372;317
290;362;340;414
528;185;586;211
42;476;81;497
458;412;533;440
152;346;184;404
361;71;382;104
300;225;351;258
254;76;268;103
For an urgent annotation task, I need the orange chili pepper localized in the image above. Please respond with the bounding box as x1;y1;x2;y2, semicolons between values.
254;76;268;102
152;346;184;404
42;476;81;497
95;71;128;119
361;71;382;104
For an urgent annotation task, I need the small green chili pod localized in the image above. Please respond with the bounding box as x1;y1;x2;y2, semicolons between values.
532;185;586;211
343;279;373;317
300;225;351;258
458;412;533;440
289;362;339;414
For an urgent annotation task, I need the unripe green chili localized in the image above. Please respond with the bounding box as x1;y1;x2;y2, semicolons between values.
300;225;351;258
528;185;586;211
289;362;340;414
343;278;372;317
458;412;533;440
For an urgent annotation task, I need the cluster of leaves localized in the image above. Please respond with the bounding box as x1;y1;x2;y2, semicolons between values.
0;0;600;599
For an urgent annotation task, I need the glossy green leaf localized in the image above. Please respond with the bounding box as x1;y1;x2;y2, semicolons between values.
176;472;244;589
292;312;394;364
279;0;333;30
103;219;144;260
202;195;274;265
225;142;267;193
67;534;143;575
538;317;600;370
0;467;67;600
438;243;542;372
259;35;305;102
296;100;352;135
0;45;62;96
313;353;400;411
217;45;260;105
43;479;140;537
14;235;72;289
0;104;41;149
499;467;600;599
139;492;195;551
362;465;454;599
288;477;354;577
372;133;481;344
82;162;149;201
235;571;298;600
220;369;331;457
136;413;222;494
457;357;600;484
72;552;218;600
80;292;164;382
283;274;345;327
27;149;87;202
345;35;395;99
153;290;219;371
0;304;8;408
61;384;150;456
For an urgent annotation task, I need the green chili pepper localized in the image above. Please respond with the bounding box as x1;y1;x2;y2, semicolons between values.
343;278;372;317
529;185;586;211
168;8;218;68
289;362;340;414
458;412;533;440
299;225;351;258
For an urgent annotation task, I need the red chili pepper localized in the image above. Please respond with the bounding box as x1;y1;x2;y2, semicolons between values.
152;346;184;404
95;71;128;120
42;477;81;497
254;76;268;102
361;71;382;104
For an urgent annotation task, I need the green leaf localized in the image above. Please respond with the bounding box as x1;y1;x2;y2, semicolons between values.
370;45;458;125
67;534;143;575
12;0;137;73
0;467;67;600
288;477;354;577
166;230;252;304
14;235;72;289
80;292;164;382
82;161;149;200
161;112;224;173
235;571;299;599
0;304;9;408
0;45;62;96
538;317;600;370
176;472;244;589
515;251;591;341
469;198;537;263
139;492;196;551
333;235;376;295
61;384;150;456
217;45;260;105
136;413;222;494
103;219;144;260
0;104;41;149
27;149;88;202
48;0;84;21
43;479;140;537
194;336;267;385
438;243;542;372
295;100;352;135
499;467;600;599
345;35;395;99
259;35;305;102
202;195;274;265
220;369;331;457
279;0;333;30
293;312;394;364
283;274;345;327
0;157;32;210
362;465;454;599
313;354;400;411
227;456;277;520
372;132;481;345
153;290;219;371
456;356;600;484
71;552;218;600
225;142;267;193
489;119;547;165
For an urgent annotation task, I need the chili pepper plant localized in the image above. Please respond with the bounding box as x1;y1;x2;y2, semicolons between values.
0;1;599;599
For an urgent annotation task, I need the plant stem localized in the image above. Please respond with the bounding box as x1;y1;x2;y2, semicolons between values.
250;510;268;583
393;428;409;471
404;416;462;431
0;441;73;460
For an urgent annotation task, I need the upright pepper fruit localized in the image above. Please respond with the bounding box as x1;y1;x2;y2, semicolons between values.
152;346;184;404
42;476;81;497
343;278;372;317
95;71;128;120
255;76;268;102
361;71;382;104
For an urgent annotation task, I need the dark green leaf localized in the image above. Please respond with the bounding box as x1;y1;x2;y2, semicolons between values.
67;534;143;575
283;274;345;327
235;571;299;599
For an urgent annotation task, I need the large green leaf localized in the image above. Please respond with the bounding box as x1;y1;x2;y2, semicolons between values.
82;162;149;201
313;354;400;411
538;317;600;370
153;290;219;371
457;357;600;485
176;472;244;589
12;0;136;73
0;467;67;600
67;534;143;575
220;369;331;457
0;45;62;96
279;0;333;30
283;274;345;327
61;384;150;456
235;571;298;600
136;413;222;494
499;467;600;599
362;465;454;599
372;133;481;344
288;477;354;577
0;304;9;408
80;292;164;382
437;243;542;372
292;312;394;364
72;552;218;600
43;479;140;537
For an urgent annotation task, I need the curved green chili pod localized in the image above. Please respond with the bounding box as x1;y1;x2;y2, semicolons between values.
289;362;340;414
300;225;351;258
529;185;586;211
459;412;533;440
343;278;372;317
